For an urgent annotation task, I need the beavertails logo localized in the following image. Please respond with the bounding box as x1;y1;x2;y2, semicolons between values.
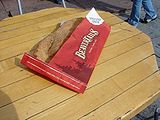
75;28;99;60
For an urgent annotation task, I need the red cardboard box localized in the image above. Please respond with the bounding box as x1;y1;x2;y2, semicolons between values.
21;8;111;93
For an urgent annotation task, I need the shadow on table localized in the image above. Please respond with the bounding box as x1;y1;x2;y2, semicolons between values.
15;57;58;84
0;91;19;120
14;57;77;92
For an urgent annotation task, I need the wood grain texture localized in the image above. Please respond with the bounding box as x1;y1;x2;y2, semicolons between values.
28;61;159;120
0;21;139;62
0;40;154;107
0;42;155;120
79;72;160;120
0;32;149;87
0;16;122;61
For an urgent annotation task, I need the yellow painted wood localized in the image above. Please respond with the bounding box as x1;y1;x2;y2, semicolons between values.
107;22;141;46
0;55;23;73
0;20;139;61
0;8;85;33
0;8;159;120
37;12;113;29
98;33;150;64
104;15;123;26
0;30;147;72
0;15;118;51
0;8;111;27
0;26;141;89
79;72;160;120
0;42;155;119
0;28;53;50
0;65;33;88
0;15;123;75
28;64;160;120
0;38;40;61
0;10;113;33
122;91;160;120
0;10;113;41
89;42;154;86
0;12;87;41
0;32;151;90
0;75;53;108
0;38;153;108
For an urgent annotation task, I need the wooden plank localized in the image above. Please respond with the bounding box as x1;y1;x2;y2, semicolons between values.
0;55;23;73
88;42;154;86
104;15;123;26
0;12;86;41
0;39;153;107
0;33;151;89
0;16;123;74
0;9;86;33
0;10;113;33
0;20;139;61
0;11;88;41
28;63;160;120
0;8;64;27
0;8;111;27
98;33;150;64
0;37;154;91
0;64;33;88
0;23;140;78
0;75;53;108
79;72;160;120
0;11;122;72
0;55;157;108
107;22;141;46
0;27;53;50
0;15;119;50
0;38;41;61
0;43;155;120
37;12;114;29
0;10;114;41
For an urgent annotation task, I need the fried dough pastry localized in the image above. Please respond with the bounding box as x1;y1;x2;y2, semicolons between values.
30;18;83;62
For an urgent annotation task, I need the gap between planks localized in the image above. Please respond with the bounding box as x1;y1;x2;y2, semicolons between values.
0;43;154;119
0;22;141;62
0;34;151;89
0;15;122;50
27;64;160;120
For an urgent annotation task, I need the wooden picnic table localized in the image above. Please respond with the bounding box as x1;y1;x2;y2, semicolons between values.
0;7;160;120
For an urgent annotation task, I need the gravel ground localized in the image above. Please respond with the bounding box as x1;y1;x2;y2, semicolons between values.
0;0;159;119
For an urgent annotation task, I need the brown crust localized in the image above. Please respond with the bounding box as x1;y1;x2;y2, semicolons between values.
30;18;83;62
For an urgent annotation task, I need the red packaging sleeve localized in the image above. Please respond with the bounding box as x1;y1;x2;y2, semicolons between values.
21;8;111;93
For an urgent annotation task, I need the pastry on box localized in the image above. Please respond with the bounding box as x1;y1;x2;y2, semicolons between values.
21;8;111;93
